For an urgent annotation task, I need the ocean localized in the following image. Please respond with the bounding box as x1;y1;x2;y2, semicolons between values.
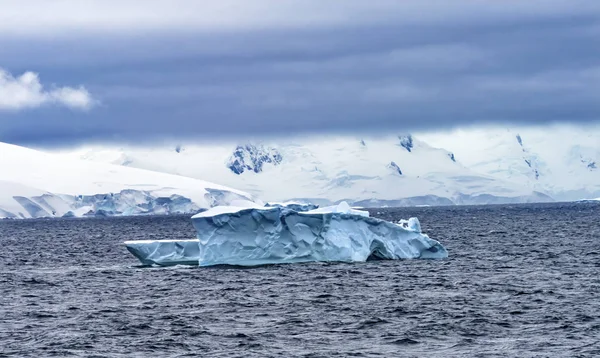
1;202;599;357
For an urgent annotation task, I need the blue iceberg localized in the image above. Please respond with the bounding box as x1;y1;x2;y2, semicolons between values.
125;202;447;267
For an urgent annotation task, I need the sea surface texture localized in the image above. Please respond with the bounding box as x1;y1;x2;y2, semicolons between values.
1;203;599;357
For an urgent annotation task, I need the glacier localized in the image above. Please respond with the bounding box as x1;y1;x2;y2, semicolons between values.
0;142;258;219
62;132;561;207
124;202;448;267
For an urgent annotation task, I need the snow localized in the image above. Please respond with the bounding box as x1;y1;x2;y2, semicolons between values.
301;201;369;217
417;124;600;201
57;123;600;204
57;133;553;206
0;142;256;218
125;202;448;266
192;202;268;218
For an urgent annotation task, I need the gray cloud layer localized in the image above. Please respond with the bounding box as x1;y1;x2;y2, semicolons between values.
0;0;599;145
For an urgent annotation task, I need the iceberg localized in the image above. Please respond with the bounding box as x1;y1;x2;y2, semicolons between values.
125;202;448;266
264;201;319;212
125;240;200;266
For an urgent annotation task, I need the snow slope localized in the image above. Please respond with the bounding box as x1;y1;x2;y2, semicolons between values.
418;125;600;201
0;142;256;219
57;134;551;206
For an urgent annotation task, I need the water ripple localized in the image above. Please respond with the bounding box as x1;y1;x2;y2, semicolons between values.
1;203;599;357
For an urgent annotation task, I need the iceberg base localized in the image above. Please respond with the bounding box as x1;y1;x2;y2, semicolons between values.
125;239;200;266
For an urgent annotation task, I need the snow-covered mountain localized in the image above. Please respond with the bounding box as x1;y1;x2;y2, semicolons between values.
0;142;256;219
418;125;600;201
8;123;594;215
56;132;559;207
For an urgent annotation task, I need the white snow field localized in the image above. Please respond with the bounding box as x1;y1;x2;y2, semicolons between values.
6;124;597;218
418;124;600;202
124;201;448;267
0;142;257;219
58;132;558;207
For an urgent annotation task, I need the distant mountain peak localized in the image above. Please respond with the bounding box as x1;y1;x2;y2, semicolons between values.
227;144;283;175
581;157;597;171
55;128;600;205
388;161;403;175
399;135;414;152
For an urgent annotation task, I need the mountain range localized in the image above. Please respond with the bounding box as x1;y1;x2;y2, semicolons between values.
58;125;600;205
3;124;598;218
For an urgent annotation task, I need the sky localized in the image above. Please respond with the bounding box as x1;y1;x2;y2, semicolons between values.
0;0;599;146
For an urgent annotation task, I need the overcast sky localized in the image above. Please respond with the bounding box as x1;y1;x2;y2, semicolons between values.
0;0;599;146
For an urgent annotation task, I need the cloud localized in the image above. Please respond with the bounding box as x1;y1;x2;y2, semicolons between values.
0;1;599;145
0;69;94;111
0;0;598;37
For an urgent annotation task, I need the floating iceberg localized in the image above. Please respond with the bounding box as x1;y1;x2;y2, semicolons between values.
264;201;319;212
125;202;447;267
125;240;200;266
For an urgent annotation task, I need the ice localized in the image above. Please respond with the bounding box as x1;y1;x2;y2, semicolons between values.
0;187;248;219
301;201;369;217
396;217;422;232
576;197;600;203
125;202;448;266
0;142;258;219
124;240;199;266
265;201;319;212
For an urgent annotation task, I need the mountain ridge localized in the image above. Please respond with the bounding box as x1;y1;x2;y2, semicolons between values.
54;130;567;206
0;142;256;219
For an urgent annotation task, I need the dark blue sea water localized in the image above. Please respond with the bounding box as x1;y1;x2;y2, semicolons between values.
1;202;599;357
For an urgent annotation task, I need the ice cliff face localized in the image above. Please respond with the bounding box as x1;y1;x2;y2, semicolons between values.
125;202;448;267
1;188;250;219
227;144;283;174
191;202;447;265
